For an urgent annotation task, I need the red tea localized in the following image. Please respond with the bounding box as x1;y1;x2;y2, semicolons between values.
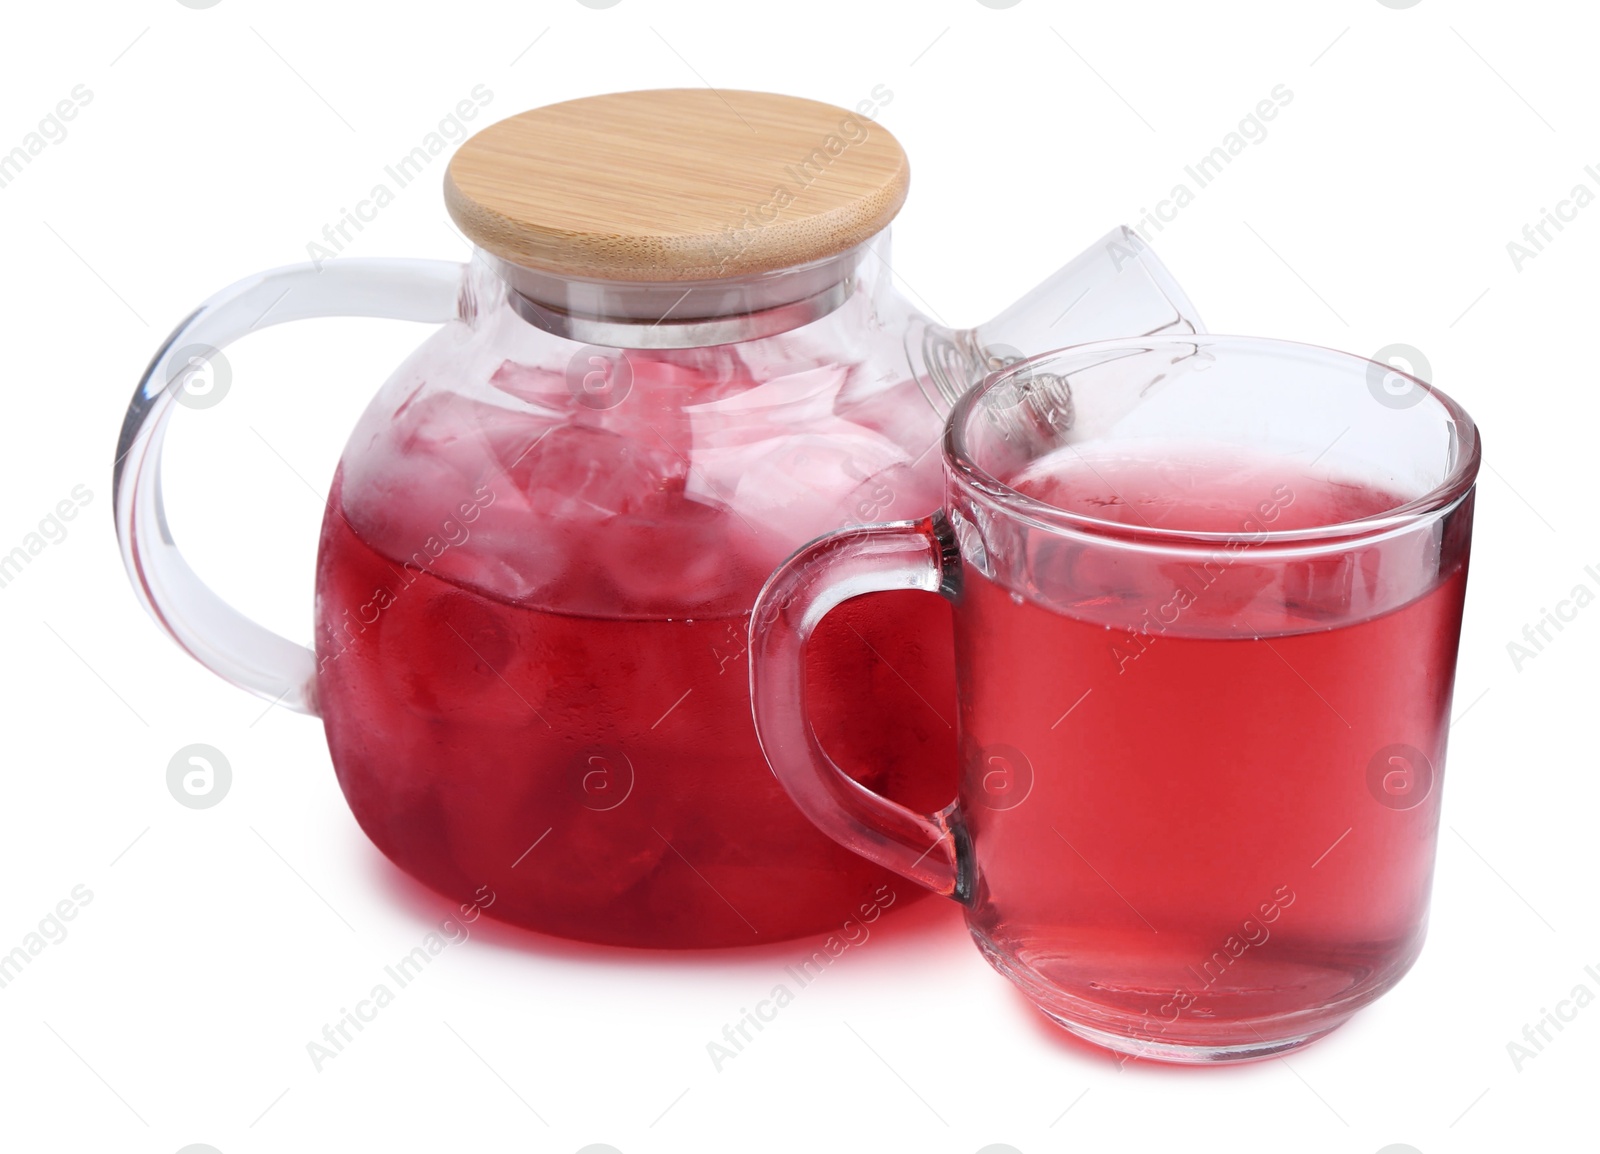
313;365;957;947
958;448;1468;1047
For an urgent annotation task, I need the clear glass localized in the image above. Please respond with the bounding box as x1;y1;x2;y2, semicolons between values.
749;335;1479;1057
115;227;1202;949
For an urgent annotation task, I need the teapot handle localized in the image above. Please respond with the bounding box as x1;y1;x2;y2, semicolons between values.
113;258;465;716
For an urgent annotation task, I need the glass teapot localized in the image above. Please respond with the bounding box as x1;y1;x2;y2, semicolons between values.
114;89;1202;947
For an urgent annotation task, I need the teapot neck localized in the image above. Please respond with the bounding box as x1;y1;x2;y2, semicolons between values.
487;242;875;349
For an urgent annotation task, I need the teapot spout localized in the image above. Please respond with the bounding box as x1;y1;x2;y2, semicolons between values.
912;226;1203;410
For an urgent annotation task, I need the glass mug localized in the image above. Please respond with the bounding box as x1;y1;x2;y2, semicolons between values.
749;335;1479;1060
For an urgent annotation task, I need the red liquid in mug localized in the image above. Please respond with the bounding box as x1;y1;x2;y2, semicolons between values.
314;371;956;948
958;449;1467;1047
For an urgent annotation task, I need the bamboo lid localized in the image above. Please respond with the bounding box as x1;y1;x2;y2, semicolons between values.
444;89;909;282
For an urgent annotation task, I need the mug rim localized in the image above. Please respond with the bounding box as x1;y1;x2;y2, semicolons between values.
943;333;1482;549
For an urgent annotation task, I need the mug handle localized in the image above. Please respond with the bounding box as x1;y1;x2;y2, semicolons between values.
114;258;465;716
748;511;972;901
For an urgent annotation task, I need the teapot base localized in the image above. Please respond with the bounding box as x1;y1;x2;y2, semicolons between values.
365;840;927;951
313;483;958;951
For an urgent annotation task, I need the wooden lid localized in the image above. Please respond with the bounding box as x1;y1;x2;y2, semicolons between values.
444;89;909;282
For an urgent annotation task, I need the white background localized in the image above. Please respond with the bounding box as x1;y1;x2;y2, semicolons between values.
0;1;1594;1151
